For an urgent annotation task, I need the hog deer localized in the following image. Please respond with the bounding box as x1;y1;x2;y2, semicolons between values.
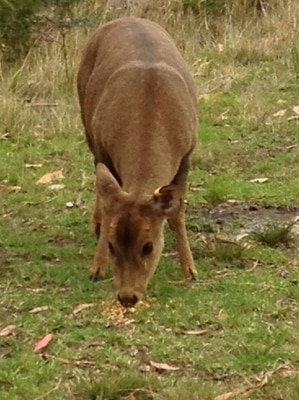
77;17;198;307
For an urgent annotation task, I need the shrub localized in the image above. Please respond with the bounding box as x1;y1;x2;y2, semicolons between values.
0;0;83;61
0;0;41;59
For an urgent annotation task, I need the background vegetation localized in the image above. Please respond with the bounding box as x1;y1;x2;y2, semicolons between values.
1;0;299;399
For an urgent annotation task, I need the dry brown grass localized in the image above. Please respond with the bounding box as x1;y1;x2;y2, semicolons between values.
1;0;299;163
1;0;299;101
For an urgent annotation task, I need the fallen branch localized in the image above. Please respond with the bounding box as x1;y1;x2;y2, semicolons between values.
215;376;268;400
215;363;299;400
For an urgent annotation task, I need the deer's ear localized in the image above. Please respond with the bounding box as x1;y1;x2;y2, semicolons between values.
96;163;126;209
150;184;181;216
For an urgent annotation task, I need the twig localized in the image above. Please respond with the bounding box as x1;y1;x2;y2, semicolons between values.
215;238;240;246
25;102;59;108
34;378;62;400
247;260;259;272
215;362;299;400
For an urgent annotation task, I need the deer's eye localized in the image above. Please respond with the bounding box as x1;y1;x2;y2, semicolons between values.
141;242;153;257
108;242;115;255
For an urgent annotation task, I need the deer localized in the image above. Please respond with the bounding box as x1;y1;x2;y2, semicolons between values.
77;16;198;308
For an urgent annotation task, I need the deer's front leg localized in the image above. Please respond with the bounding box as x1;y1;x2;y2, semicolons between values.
90;190;108;281
168;203;198;281
90;220;109;282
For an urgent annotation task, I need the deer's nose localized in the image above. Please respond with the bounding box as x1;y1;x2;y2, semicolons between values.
117;293;138;308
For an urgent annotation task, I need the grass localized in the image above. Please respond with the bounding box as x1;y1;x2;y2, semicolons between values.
1;1;299;399
252;223;295;248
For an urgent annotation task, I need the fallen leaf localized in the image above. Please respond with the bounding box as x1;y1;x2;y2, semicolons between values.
217;111;229;121
139;364;151;372
0;133;10;140
226;199;243;205
293;215;299;223
236;233;249;241
37;170;64;185
190;187;203;192
27;288;46;293
182;329;207;336
249;178;269;184
48;184;65;191
292;105;299;115
0;325;17;337
163;251;177;257
25;163;43;168
73;359;96;367
273;109;286;117
217;43;224;52
286;144;298;150
34;333;53;353
29;306;49;314
277;99;287;105
65;201;74;208
215;391;239;400
199;92;222;102
0;186;21;195
150;361;180;372
70;303;94;317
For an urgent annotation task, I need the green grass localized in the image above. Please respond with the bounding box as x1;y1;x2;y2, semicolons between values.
1;2;299;399
252;223;295;248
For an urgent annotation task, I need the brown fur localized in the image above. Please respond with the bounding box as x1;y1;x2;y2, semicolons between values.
77;16;198;307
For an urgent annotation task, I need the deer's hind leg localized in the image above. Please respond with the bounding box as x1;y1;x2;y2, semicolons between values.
91;154;105;238
91;186;102;238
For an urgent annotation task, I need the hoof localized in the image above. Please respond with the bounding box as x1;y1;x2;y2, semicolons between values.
89;274;102;282
190;275;199;283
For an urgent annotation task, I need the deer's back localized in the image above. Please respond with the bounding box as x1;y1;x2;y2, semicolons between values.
77;17;198;192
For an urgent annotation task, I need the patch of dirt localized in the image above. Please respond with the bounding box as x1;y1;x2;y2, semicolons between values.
190;203;299;236
200;203;298;224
